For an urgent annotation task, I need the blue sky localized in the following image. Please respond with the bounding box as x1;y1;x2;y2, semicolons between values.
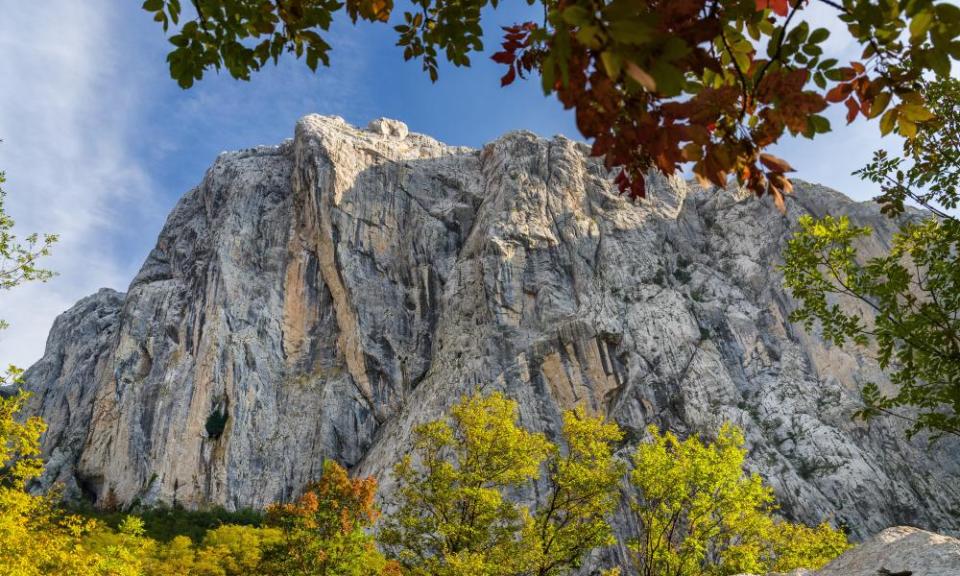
0;0;894;368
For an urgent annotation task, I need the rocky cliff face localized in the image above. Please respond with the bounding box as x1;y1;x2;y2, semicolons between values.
23;116;960;544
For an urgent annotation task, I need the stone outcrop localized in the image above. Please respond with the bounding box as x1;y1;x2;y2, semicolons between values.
739;526;960;576
21;116;960;549
816;526;960;576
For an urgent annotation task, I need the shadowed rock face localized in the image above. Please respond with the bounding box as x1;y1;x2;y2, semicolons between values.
22;116;960;547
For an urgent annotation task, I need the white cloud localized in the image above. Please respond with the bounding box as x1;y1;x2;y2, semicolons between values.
0;3;371;370
0;1;162;369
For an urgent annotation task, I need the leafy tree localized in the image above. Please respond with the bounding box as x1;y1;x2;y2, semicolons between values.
783;77;960;441
379;392;623;576
628;423;849;576
527;407;625;576
143;0;959;204
261;459;396;576
379;392;552;576
784;215;960;439
0;392;145;576
0;166;127;576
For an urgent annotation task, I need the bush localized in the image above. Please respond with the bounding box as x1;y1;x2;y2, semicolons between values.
73;503;264;543
205;408;229;440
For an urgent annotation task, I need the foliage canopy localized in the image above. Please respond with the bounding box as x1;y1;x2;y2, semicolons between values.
262;459;396;575
783;77;960;441
0;388;850;575
629;423;850;576
379;392;625;576
144;0;959;206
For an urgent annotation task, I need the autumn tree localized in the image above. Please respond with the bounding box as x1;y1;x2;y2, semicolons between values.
261;459;396;576
628;423;849;576
782;78;960;441
527;407;625;576
379;392;623;576
0;392;149;576
0;166;117;576
144;0;958;206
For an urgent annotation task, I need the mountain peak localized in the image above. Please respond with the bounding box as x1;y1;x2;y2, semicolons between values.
22;118;960;552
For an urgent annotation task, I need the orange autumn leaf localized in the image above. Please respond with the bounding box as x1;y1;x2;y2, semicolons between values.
756;0;790;17
845;97;861;124
759;153;795;173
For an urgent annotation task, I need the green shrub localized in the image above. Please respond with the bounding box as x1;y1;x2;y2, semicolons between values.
205;408;229;440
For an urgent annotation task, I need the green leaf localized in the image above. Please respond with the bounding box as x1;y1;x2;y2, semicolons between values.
601;51;622;79
561;5;591;26
808;114;831;134
909;9;934;40
809;27;830;44
650;60;684;97
817;58;838;70
608;20;651;45
869;92;892;119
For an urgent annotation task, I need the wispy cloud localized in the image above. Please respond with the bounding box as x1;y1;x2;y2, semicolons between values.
0;1;161;369
0;3;373;369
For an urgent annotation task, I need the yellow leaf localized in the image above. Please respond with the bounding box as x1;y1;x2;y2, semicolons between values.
900;103;935;122
601;51;622;79
879;107;898;136
868;92;891;119
898;115;918;138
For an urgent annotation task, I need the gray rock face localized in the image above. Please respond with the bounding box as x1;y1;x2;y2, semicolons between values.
816;526;960;576
737;527;960;576
22;116;960;543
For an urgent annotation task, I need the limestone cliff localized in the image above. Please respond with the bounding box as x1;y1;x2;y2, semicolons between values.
23;116;960;544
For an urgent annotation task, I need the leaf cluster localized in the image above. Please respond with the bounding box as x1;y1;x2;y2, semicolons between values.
145;1;960;211
783;214;960;440
262;459;396;575
0;172;57;295
858;77;960;219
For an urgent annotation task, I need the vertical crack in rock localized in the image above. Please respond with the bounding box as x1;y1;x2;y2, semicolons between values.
292;117;378;418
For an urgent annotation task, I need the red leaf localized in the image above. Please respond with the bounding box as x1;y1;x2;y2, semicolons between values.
500;65;517;87
630;176;646;200
826;83;853;103
845;97;860;124
770;185;786;213
756;0;789;17
491;51;514;65
759;153;795;173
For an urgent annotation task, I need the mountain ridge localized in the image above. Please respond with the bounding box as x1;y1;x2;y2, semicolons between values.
21;116;960;557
